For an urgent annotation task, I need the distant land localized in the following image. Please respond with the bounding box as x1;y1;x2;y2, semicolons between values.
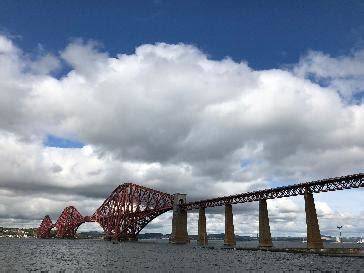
0;227;361;242
2;227;361;243
0;227;37;238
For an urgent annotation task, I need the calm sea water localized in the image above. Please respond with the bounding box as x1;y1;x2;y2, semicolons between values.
0;238;363;272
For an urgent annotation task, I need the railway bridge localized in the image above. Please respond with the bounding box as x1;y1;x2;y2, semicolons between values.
37;173;363;249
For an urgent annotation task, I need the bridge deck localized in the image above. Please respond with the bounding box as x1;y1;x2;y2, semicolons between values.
183;173;364;210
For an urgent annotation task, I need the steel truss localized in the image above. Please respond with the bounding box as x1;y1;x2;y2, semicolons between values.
93;183;174;240
183;173;364;210
37;183;174;239
55;206;89;238
37;215;54;238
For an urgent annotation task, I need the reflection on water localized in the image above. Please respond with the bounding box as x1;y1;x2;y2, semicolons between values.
0;238;363;272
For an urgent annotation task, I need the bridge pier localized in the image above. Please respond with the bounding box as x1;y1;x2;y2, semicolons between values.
259;199;273;248
304;191;323;249
197;206;208;245
224;204;236;246
170;193;189;244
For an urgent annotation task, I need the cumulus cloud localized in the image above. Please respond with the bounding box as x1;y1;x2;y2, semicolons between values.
294;50;364;99
0;34;363;235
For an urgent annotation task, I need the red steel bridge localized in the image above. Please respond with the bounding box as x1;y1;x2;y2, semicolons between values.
38;183;174;240
37;173;363;246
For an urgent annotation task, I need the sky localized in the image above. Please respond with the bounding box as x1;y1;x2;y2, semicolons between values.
0;0;363;237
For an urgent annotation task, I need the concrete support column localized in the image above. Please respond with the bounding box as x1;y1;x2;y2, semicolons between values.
198;206;208;245
304;191;323;249
224;204;236;246
170;193;189;244
259;199;273;248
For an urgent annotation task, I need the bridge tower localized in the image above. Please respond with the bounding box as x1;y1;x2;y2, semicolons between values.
170;193;189;244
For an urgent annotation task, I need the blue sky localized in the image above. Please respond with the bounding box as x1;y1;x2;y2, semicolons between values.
1;0;363;69
0;1;363;236
45;135;84;148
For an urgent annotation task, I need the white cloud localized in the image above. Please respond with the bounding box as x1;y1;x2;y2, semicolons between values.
294;50;364;98
0;35;16;53
0;35;363;236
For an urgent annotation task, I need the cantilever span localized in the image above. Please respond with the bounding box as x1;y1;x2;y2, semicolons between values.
37;183;174;240
93;183;174;240
183;173;364;210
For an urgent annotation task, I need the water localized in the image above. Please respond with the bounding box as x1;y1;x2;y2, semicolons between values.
0;238;363;272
